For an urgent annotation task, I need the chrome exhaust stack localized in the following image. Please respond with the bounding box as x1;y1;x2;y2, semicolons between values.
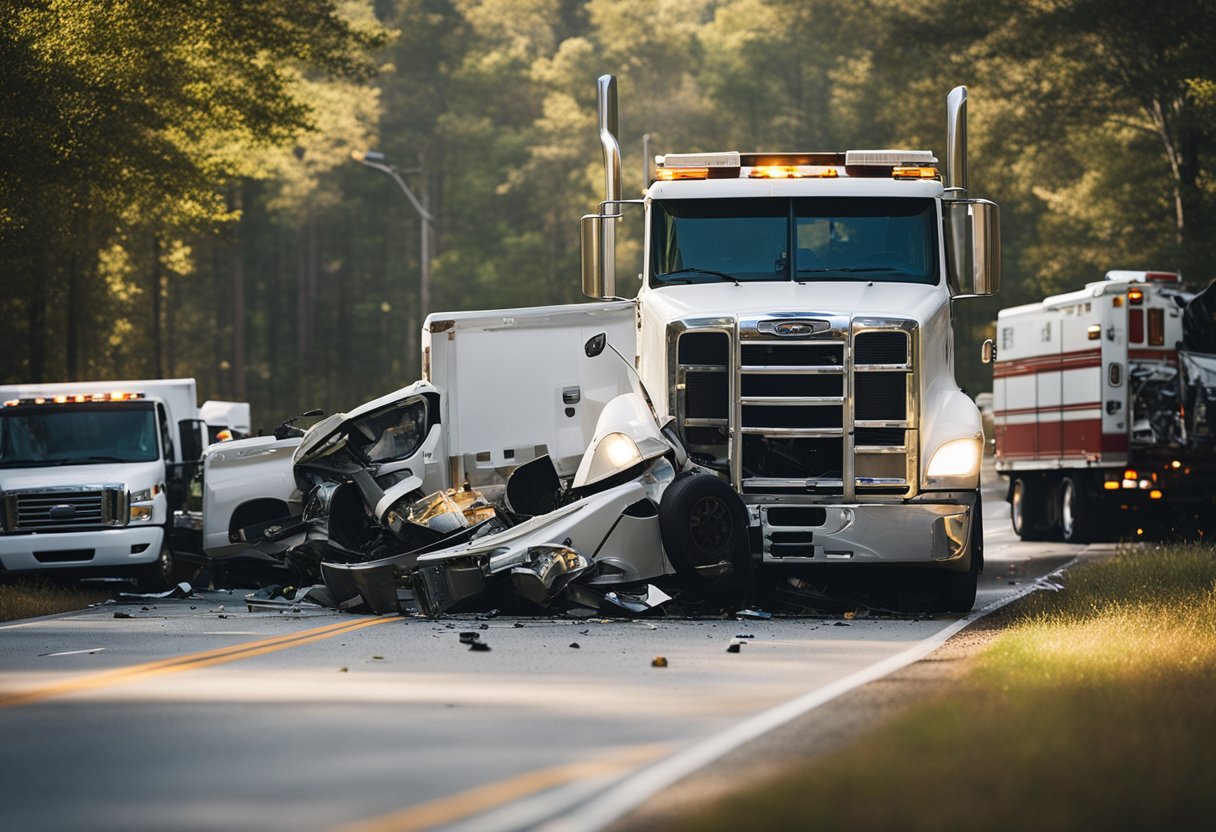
945;86;967;199
596;74;621;297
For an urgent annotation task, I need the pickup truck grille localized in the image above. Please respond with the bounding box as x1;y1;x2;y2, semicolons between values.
674;319;916;500
2;486;127;531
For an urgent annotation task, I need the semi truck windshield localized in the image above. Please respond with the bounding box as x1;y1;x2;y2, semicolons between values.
651;197;939;286
0;403;159;467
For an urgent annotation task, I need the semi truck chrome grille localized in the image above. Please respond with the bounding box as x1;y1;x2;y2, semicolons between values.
738;334;846;494
854;331;908;364
854;373;907;421
678;332;729;366
852;327;914;496
684;371;728;418
673;319;916;501
3;486;127;531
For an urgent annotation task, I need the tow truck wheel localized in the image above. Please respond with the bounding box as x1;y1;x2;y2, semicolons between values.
1010;477;1048;540
658;472;750;588
1060;476;1093;544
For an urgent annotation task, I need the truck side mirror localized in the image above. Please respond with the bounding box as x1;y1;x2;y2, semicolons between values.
585;332;607;357
945;199;1001;297
981;338;996;364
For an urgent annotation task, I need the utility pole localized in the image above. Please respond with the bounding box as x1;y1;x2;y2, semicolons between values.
352;150;435;375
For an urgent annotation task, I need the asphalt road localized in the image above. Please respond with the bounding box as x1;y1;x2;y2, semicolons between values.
0;471;1107;832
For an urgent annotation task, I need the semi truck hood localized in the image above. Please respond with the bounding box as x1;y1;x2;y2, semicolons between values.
640;281;947;326
0;459;164;492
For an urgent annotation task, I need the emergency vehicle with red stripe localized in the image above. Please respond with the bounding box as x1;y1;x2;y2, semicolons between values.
993;270;1216;541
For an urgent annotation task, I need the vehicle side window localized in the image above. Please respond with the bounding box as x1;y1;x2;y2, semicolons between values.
157;403;175;462
348;398;428;462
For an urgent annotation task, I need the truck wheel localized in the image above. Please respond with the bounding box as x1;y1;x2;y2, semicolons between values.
658;472;750;588
934;497;981;614
1059;476;1093;544
1010;477;1048;540
137;543;176;591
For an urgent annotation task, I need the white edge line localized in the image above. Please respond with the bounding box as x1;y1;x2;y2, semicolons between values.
38;647;107;657
537;557;1081;832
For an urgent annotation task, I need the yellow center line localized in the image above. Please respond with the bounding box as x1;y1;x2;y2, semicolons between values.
334;743;672;832
0;615;398;709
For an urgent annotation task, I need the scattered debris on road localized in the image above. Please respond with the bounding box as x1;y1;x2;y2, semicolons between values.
118;582;195;602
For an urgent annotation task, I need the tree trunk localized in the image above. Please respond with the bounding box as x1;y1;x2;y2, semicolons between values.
66;245;78;380
165;257;175;379
232;188;247;401
151;233;164;378
211;235;226;398
29;253;47;382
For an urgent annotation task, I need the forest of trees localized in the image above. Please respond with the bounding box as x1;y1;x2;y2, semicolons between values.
2;0;1215;428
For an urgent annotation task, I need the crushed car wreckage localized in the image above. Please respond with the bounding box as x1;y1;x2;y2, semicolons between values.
202;327;751;617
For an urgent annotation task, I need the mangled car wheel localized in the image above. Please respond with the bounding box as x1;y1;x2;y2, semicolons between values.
658;472;750;587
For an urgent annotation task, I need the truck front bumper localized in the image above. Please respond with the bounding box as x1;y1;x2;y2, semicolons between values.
754;491;977;570
0;526;165;573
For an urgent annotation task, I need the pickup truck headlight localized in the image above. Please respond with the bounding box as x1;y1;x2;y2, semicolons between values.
924;438;982;487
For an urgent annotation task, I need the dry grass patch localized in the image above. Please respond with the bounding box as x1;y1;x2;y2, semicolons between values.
0;579;116;622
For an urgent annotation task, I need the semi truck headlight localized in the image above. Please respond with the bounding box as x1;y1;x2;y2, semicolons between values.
129;488;154;503
925;438;982;484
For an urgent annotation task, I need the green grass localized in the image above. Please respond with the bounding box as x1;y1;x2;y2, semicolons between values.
0;579;116;621
676;544;1216;831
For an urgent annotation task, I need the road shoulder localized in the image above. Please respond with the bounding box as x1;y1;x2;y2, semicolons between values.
607;615;1009;831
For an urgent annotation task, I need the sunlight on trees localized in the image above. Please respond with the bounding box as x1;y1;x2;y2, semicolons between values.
2;0;1214;421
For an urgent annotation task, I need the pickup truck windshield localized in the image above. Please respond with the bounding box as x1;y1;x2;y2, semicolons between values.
651;197;940;286
0;402;159;467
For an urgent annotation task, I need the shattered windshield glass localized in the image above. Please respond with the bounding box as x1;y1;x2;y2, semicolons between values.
0;403;159;467
650;197;940;286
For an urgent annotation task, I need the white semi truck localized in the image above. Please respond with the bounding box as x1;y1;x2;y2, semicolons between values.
570;77;1000;609
204;76;1000;612
0;378;248;584
993;270;1216;541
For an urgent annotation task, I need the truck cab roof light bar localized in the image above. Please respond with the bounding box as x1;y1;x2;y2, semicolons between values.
654;149;939;182
844;149;937;166
1106;270;1181;283
4;392;146;406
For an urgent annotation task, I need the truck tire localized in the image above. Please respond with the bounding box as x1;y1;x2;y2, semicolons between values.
934;496;981;614
1010;477;1049;540
1059;475;1093;544
658;472;750;588
137;541;176;591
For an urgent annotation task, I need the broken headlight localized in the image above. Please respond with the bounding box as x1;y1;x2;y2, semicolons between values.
384;490;469;539
509;544;591;607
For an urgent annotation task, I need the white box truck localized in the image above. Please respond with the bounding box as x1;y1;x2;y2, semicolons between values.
0;378;248;584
